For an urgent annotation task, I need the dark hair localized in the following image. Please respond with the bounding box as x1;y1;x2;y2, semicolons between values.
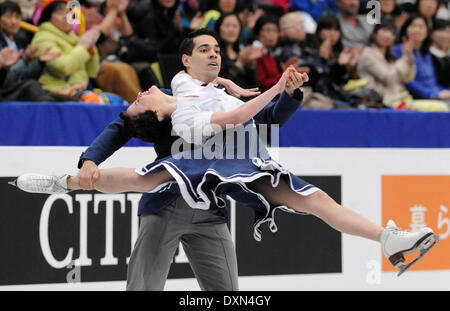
214;12;242;54
398;13;431;55
369;18;397;62
152;0;180;21
0;1;22;18
432;18;450;32
120;110;173;144
312;14;344;57
252;14;279;38
200;0;237;14
178;28;220;57
38;1;67;25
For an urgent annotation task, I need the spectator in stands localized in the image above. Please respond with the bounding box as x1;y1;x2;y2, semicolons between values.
193;0;238;30
124;0;152;26
81;0;142;103
308;14;358;105
0;0;26;52
379;0;409;29
289;0;338;21
263;0;290;13
214;12;262;88
16;0;38;21
0;1;62;90
0;46;21;87
235;4;265;46
393;13;450;99
31;0;101;95
253;14;282;92
336;0;374;47
357;18;417;108
435;0;450;21
272;12;312;73
430;19;450;88
134;0;191;58
416;0;440;28
273;12;343;109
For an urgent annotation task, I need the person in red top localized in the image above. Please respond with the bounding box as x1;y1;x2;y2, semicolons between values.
253;14;282;92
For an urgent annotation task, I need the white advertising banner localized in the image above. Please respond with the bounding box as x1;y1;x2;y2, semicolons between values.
0;146;449;291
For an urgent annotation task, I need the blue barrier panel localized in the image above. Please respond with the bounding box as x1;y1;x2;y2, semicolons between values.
0;102;151;147
1;102;450;147
279;109;450;148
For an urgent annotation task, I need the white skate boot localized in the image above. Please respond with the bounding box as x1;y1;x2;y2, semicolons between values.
380;220;439;276
9;173;69;194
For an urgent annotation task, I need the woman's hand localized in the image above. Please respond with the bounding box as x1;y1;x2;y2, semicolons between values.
338;47;352;65
215;77;261;98
285;71;309;96
401;38;415;65
274;65;297;94
319;37;333;59
78;26;101;49
118;0;129;12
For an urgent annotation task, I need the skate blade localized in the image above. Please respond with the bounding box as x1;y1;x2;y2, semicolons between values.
396;234;439;277
8;179;17;187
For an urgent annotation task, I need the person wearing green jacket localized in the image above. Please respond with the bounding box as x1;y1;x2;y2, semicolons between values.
30;0;100;93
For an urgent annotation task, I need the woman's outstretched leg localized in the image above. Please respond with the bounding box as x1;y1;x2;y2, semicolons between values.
248;177;383;241
13;169;173;194
68;168;174;193
247;176;438;275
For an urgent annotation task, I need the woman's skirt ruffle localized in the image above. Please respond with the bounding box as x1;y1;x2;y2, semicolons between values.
137;156;319;241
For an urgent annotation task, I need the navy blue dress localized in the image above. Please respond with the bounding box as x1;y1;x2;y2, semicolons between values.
136;120;319;242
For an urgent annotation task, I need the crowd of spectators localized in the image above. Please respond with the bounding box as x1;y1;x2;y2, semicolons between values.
0;0;449;111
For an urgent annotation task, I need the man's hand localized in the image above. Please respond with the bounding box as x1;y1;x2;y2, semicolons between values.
78;160;100;190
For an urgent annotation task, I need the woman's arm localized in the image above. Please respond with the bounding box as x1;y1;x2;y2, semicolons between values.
211;66;303;129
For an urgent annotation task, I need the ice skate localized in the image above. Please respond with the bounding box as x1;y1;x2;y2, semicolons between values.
9;173;69;194
380;220;439;276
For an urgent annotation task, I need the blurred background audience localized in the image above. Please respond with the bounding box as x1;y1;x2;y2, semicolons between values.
0;0;448;111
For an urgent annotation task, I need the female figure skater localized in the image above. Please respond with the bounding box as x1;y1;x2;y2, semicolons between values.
12;66;438;276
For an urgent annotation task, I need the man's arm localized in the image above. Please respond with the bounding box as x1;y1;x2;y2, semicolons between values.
210;68;306;130
77;116;131;169
253;89;303;127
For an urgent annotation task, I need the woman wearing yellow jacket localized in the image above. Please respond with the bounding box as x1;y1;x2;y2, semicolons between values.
31;0;100;94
